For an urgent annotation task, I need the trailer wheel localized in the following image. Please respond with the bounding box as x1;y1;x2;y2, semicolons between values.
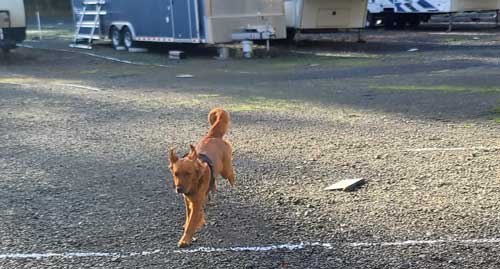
395;16;407;29
122;27;136;50
286;28;297;43
366;12;377;28
408;15;421;28
383;13;396;29
110;26;124;50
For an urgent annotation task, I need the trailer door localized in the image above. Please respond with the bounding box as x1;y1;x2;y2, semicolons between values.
171;0;197;40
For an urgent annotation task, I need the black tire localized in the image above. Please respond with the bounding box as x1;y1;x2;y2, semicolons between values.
383;13;396;29
286;28;297;43
122;27;136;50
408;15;421;28
394;16;407;29
366;12;377;28
2;48;10;54
110;26;123;50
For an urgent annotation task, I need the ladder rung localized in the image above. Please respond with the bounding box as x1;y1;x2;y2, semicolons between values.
83;1;106;5
76;34;101;40
78;11;107;15
80;21;100;28
70;44;93;49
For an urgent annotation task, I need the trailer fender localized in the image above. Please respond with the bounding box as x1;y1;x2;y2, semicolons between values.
109;22;137;39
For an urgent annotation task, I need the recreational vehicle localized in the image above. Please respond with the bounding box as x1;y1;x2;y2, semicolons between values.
367;0;500;28
284;0;368;37
0;0;26;52
71;0;287;50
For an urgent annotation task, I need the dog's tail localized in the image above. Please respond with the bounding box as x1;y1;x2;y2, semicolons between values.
207;108;229;138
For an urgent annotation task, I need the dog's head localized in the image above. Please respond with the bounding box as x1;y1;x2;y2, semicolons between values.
168;145;206;195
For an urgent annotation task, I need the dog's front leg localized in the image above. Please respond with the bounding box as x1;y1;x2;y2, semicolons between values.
178;202;203;248
183;197;191;230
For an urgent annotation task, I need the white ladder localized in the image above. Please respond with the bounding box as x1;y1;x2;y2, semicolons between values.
70;0;107;49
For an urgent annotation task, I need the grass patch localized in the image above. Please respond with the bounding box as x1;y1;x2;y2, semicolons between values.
0;77;37;84
196;94;220;99
227;96;298;112
370;85;500;93
490;102;500;123
268;56;381;70
0;77;81;86
27;27;74;41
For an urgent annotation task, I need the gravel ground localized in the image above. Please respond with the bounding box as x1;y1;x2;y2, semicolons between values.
1;22;499;268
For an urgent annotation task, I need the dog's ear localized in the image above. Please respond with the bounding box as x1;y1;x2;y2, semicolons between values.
187;144;198;160
169;147;178;166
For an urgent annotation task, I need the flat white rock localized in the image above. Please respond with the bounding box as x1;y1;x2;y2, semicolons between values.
324;178;365;191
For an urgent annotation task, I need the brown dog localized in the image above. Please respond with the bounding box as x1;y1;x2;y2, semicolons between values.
168;108;235;248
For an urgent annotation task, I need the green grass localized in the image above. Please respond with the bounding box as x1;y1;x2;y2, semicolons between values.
490;102;500;123
27;27;74;41
227;96;299;112
196;94;220;99
265;55;381;70
370;85;500;93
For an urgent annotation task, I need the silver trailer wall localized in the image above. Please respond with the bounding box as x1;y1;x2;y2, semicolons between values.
285;0;368;30
205;0;286;43
450;0;499;12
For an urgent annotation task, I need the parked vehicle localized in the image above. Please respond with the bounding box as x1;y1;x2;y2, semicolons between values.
284;0;368;38
0;0;26;53
71;0;287;50
367;0;500;28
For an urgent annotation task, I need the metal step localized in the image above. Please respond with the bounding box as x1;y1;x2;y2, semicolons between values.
75;34;101;40
72;1;105;50
77;11;107;15
80;21;100;28
69;44;93;49
83;0;106;5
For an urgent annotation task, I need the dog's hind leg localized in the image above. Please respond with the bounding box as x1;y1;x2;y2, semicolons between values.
221;158;235;186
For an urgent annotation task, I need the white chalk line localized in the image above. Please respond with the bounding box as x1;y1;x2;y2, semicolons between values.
1;238;499;260
348;238;500;247
403;147;499;152
54;83;102;92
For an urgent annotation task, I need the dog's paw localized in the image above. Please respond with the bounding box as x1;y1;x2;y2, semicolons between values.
178;239;192;248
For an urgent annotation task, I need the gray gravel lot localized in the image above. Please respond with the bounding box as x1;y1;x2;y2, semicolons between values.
1;23;499;268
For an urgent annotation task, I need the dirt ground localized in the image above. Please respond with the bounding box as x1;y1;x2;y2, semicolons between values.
1;21;499;268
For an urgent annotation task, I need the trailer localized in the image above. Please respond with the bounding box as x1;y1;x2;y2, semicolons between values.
284;0;368;38
71;0;287;50
367;0;500;29
0;0;26;53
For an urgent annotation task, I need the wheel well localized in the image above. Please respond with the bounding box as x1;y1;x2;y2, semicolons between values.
121;26;131;34
108;25;118;39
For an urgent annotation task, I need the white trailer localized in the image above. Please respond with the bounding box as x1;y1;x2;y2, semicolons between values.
284;0;368;38
367;0;500;29
0;0;26;53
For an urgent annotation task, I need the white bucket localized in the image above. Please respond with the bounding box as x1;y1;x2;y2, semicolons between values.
241;40;253;58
